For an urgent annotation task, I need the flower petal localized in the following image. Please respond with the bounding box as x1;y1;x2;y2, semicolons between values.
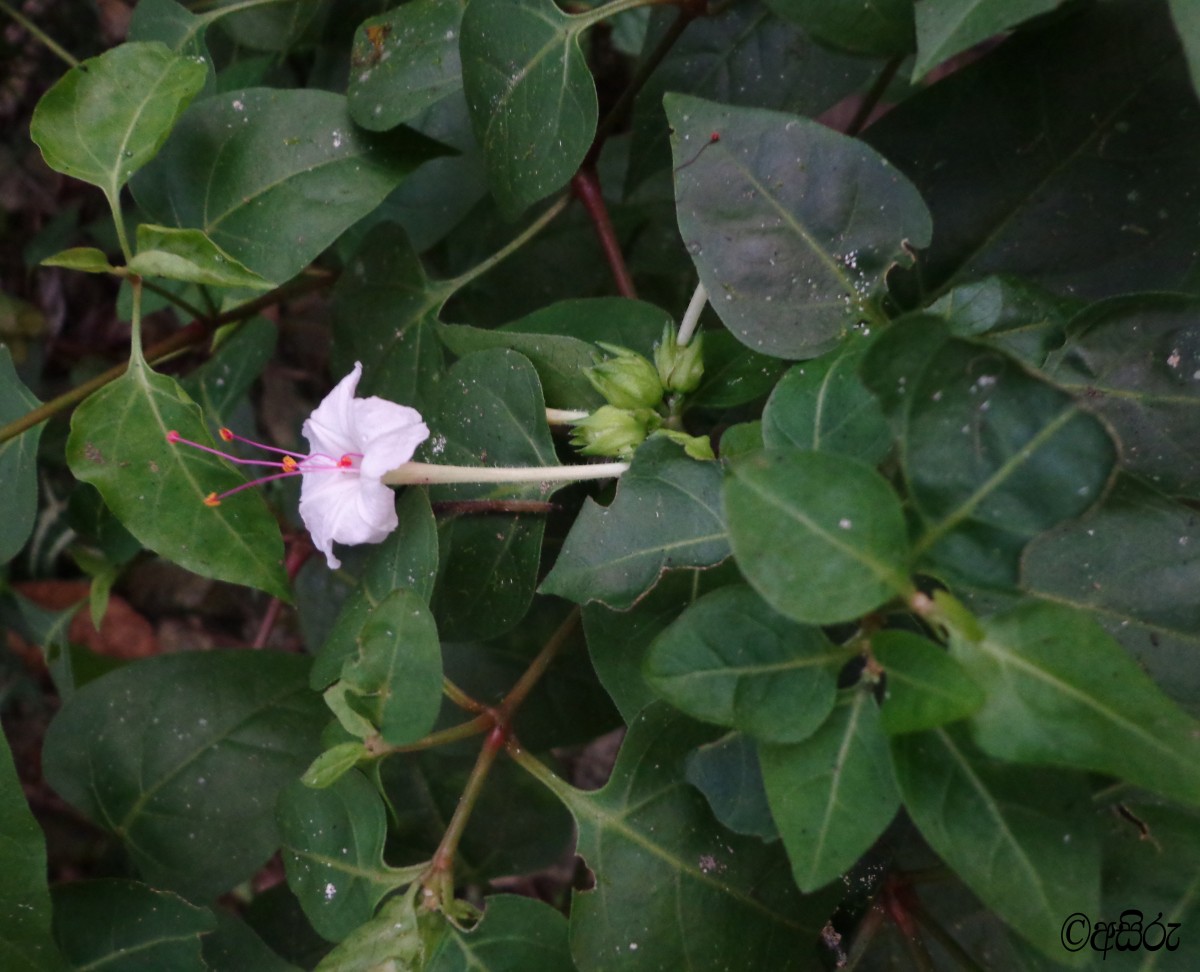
352;397;430;479
302;362;362;459
299;470;398;569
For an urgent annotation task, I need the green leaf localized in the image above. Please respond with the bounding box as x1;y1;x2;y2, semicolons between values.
1021;476;1200;716
52;880;215;972
331;589;443;746
278;772;416;942
348;0;464;131
902;336;1117;588
761;342;891;463
868;0;1200;301
627;2;876;191
667;94;932;360
66;359;289;599
202;913;302;972
437;322;602;410
211;0;324;53
759;689;900;892
129;224;274;289
39;247;114;273
765;0;915;56
129;0;212;61
30;41;206;203
685;732;778;841
927;275;1081;366
132;88;444;283
724;449;912;624
331;223;447;413
874;630;985;734
314;886;446;972
645;585;847;743
0;349;44;564
541;437;730;610
301;743;368;790
425;895;572;971
1171;0;1200;98
1043;294;1200;497
951;602;1200;805
426;349;559;640
0;730;67;971
460;0;596;215
310;488;440;689
912;0;1065;79
556;704;834;971
582;563;741;722
43;651;325;901
891;726;1100;963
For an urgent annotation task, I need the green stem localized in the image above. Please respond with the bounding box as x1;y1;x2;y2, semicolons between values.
441;194;571;294
443;677;487;713
106;192;133;266
499;608;579;722
140;278;210;324
506;741;575;802
373;714;492;755
422;726;507;894
128;278;145;366
0;0;78;67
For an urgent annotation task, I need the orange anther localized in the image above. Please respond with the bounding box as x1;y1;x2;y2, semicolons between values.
282;456;299;472
218;427;234;442
338;455;353;468
203;492;222;507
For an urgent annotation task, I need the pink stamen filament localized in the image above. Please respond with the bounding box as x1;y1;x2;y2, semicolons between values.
166;429;362;506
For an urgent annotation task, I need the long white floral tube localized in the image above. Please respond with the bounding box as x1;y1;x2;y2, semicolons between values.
383;460;630;486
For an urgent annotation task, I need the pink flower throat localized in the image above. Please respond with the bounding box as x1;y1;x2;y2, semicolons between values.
166;427;362;506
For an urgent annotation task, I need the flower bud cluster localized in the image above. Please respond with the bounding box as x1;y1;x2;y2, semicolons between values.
570;326;710;460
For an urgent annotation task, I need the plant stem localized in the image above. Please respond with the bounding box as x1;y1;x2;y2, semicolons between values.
442;194;571;294
576;0;678;31
382;460;629;486
380;714;492;754
678;280;707;346
572;168;637;299
0;0;78;67
845;55;902;138
499;608;580;721
590;0;705;152
423;725;507;887
140;278;210;324
107;193;134;266
505;740;575;801
443;678;487;713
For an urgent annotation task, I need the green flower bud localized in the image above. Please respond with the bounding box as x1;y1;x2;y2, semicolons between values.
654;428;715;461
570;406;656;459
654;324;705;394
586;344;664;410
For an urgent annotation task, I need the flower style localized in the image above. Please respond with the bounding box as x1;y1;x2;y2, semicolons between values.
298;362;429;569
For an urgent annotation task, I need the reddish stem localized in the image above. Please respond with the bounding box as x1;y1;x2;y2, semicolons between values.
251;536;314;650
572;168;637;299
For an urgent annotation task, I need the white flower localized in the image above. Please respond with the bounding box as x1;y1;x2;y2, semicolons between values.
299;362;429;569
